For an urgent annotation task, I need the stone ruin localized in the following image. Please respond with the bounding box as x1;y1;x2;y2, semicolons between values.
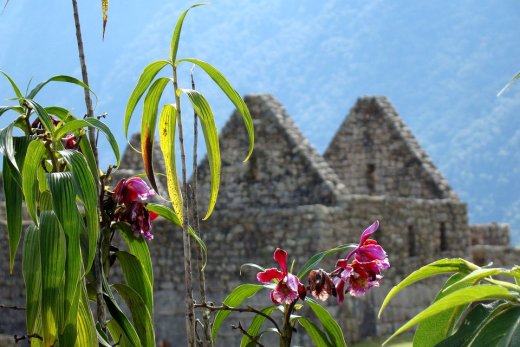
0;94;518;346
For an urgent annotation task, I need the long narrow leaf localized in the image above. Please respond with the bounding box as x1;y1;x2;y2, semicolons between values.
297;243;357;279
146;203;181;226
306;298;347;347
383;285;519;344
39;211;66;347
104;295;141;347
498;71;520;96
27;75;96;101
22;140;47;223
112;284;155;347
0;105;24;117
27;99;57;134
76;284;98;347
212;284;266;343
47;172;83;328
141;77;170;193
115;251;153;315
102;0;109;39
113;222;153;290
413;273;470;347
379;258;478;317
463;304;520;346
170;4;206;62
159;103;183;224
177;58;254;160
0;123;19;172
180;89;220;220
0;70;23;104
298;317;334;347
60;150;99;272
56;118;120;167
23;224;41;335
125;60;170;138
240;306;276;347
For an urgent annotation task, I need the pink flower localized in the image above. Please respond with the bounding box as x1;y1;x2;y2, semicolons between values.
333;221;389;302
257;248;306;305
120;202;157;240
113;177;155;205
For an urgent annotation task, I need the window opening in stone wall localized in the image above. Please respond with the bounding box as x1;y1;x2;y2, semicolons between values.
247;151;259;181
440;222;448;252
366;164;376;193
408;225;416;257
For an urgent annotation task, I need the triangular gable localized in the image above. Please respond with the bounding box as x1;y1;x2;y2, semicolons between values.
195;94;348;211
324;96;457;200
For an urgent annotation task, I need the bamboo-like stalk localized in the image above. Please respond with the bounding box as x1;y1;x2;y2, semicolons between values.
173;65;196;346
71;0;105;331
190;71;213;347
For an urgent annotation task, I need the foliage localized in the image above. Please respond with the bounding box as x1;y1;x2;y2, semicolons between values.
380;258;520;346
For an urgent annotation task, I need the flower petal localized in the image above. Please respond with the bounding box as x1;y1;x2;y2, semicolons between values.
359;220;379;244
273;248;288;274
257;268;284;283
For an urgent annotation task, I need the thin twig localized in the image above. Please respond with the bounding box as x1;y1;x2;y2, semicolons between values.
194;302;281;334
190;68;213;347
0;304;25;310
232;322;265;347
173;64;196;347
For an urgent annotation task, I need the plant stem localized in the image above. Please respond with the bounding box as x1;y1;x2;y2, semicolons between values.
190;69;213;347
280;302;295;347
173;65;196;347
71;0;98;166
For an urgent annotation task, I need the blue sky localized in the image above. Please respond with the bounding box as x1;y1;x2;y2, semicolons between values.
1;0;519;241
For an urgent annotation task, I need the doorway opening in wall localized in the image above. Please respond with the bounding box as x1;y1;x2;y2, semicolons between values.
408;225;416;257
366;163;376;193
440;222;448;252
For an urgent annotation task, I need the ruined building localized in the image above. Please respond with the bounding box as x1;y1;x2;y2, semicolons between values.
0;94;517;345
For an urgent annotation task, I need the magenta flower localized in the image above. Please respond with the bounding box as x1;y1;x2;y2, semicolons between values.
113;177;155;205
333;221;389;302
62;133;78;149
112;178;157;241
257;248;306;305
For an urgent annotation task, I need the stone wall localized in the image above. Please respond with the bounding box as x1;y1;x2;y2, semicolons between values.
324;97;456;200
470;223;510;246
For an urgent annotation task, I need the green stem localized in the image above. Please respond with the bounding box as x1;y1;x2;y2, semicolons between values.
173;64;196;347
280;302;295;347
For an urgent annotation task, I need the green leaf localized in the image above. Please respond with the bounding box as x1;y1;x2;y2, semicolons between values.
383;285;519;344
113;222;153;291
47;172;83;328
212;284;266;343
158;103;183;224
180;89;220;220
306;298;347;347
76;284;98;347
78;136;100;185
297;243;357;279
0;105;24;117
55;118;120;168
0;123;19;172
105;295;141;347
112;284;155;347
115;251;153;316
498;71;520;96
240;306;276;347
22;140;47;223
3;136;30;272
140;77;170;193
170;4;206;62
22;224;41;335
443;267;512;293
435;301;505;347
102;0;109;39
177;58;254;160
125;60;171;138
468;304;520;346
26;99;57;134
413;273;471;347
39;211;66;346
0;70;23;104
45;106;73;121
298;317;334;347
379;258;478;317
27;75;96;101
146;203;181;227
59;150;99;272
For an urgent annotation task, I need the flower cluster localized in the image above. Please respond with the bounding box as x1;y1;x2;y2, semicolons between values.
257;248;306;305
112;177;157;240
257;221;389;305
331;220;389;302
